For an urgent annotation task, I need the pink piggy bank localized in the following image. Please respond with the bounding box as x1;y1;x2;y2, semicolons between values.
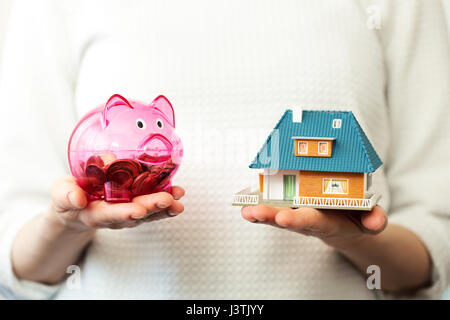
68;94;183;202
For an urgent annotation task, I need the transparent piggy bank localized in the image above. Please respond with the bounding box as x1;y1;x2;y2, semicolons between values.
68;94;183;202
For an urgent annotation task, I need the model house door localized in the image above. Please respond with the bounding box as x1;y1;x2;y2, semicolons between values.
283;175;296;200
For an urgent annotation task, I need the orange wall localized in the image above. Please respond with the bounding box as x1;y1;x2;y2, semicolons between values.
294;140;332;157
299;171;364;199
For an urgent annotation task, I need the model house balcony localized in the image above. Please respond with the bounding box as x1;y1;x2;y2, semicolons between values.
292;193;380;210
232;189;260;206
232;188;380;211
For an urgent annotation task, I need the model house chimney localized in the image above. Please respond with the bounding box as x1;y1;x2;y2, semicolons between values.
292;108;303;123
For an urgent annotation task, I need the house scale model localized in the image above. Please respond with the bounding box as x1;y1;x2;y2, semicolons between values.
232;109;382;211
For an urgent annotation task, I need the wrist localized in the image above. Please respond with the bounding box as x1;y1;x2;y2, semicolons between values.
42;205;96;239
324;233;378;253
11;208;95;284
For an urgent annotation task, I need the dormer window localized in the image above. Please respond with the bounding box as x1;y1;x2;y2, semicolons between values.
332;119;342;128
293;136;335;157
298;141;308;154
318;141;328;155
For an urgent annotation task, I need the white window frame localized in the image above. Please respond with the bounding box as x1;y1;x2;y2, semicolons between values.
297;141;308;155
332;119;342;128
318;141;329;155
323;178;349;195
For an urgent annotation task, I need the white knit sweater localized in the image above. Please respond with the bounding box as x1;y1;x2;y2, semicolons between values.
0;0;449;299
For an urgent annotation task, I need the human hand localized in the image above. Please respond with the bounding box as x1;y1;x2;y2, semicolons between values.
46;176;185;233
241;204;387;248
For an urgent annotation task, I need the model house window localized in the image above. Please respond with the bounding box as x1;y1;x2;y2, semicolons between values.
332;119;342;128
298;141;308;154
323;178;348;194
318;142;328;155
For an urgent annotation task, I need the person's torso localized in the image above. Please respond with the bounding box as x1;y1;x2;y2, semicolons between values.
57;0;390;299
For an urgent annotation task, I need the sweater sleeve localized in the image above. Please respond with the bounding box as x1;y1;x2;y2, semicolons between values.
375;0;450;299
0;0;77;299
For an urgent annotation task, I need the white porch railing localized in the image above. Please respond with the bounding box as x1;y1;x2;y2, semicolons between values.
232;189;380;210
293;194;378;209
232;194;259;205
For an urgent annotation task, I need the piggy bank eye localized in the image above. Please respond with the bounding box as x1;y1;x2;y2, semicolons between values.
136;119;146;130
156;118;164;129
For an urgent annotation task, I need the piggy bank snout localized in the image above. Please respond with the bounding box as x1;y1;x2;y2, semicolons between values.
138;134;173;163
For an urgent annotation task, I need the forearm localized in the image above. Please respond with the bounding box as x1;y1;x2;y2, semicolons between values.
332;224;431;293
11;209;95;285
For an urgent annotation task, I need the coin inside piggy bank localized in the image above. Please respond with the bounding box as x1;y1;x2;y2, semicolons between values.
68;94;183;202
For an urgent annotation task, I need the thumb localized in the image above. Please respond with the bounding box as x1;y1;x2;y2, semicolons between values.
360;205;388;234
51;177;88;212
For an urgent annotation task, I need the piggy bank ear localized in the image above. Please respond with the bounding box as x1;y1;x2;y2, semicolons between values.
151;95;175;127
102;94;134;128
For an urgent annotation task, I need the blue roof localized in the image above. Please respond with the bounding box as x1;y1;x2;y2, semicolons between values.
249;110;382;173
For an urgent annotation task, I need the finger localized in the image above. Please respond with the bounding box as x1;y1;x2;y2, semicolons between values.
51;177;88;212
274;207;327;231
132;199;185;221
79;201;146;227
136;202;184;223
101;200;186;229
131;192;175;219
241;204;280;222
275;208;363;237
361;206;388;233
170;186;185;200
138;210;172;223
167;200;184;216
